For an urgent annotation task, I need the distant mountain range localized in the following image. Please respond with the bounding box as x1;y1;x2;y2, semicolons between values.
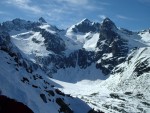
0;17;150;113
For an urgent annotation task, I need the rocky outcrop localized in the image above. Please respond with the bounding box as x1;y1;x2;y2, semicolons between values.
39;17;47;23
88;109;104;113
69;18;100;33
33;27;66;54
0;18;40;32
56;98;73;113
95;18;128;75
0;95;33;113
35;49;95;76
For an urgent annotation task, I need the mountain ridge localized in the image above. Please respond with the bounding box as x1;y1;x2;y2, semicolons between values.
0;17;150;113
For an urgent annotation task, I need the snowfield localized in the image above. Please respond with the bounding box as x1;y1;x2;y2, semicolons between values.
11;31;53;62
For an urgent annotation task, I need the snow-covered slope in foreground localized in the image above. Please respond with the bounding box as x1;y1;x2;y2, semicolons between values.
0;32;92;113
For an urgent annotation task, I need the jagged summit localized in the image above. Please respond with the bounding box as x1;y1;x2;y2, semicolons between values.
67;18;100;33
39;17;47;23
101;17;117;30
102;17;111;22
0;18;41;33
78;18;91;25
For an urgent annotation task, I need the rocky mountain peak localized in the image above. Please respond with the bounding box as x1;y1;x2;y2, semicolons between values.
12;18;27;24
39;17;47;23
0;18;41;33
79;18;91;24
101;17;117;31
67;18;100;33
95;18;128;75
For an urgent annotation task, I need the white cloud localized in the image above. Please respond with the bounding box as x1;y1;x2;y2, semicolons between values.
5;0;42;14
57;0;88;5
84;5;104;11
56;0;105;11
99;2;111;6
116;15;133;20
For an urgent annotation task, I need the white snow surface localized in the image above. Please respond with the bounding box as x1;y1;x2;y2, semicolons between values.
117;29;147;49
0;50;91;113
11;31;53;62
53;64;107;83
83;33;100;51
38;24;57;34
64;30;100;54
0;50;58;113
139;29;150;45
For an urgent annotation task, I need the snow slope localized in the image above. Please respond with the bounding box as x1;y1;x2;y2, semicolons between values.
138;29;150;45
62;30;100;54
102;47;150;95
0;49;92;113
117;29;146;49
11;31;53;62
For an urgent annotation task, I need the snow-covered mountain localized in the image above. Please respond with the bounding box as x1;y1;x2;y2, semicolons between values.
0;17;150;113
0;31;94;113
67;18;100;33
9;18;103;81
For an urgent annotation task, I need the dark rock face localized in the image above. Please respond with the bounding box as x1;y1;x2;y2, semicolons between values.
39;17;47;23
88;109;104;113
55;89;65;96
40;94;47;103
35;49;95;76
100;18;117;30
43;32;65;54
77;49;95;68
71;19;100;33
134;58;150;77
95;18;128;75
45;90;55;96
33;27;66;54
56;98;73;113
32;38;41;44
0;95;33;113
0;31;10;49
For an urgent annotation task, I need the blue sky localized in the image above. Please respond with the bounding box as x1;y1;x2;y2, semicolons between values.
0;0;150;30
